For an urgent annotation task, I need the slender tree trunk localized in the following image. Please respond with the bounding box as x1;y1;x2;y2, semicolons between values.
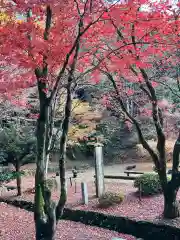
56;27;80;218
15;162;21;196
45;153;50;179
45;105;53;179
56;84;71;219
126;99;130;113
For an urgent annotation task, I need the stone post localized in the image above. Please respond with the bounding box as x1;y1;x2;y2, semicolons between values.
81;182;88;205
94;143;105;197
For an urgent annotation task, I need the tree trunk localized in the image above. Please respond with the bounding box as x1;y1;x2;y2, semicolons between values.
35;214;56;240
163;130;180;219
15;162;21;196
163;188;180;219
34;105;56;240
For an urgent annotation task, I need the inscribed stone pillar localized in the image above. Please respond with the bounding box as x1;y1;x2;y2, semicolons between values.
95;144;105;197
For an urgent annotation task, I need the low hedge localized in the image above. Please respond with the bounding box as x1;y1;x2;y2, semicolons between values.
1;198;180;240
0;199;34;211
134;173;171;196
98;192;124;208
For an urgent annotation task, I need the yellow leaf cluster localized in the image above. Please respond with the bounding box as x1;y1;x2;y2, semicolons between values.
0;11;10;25
68;99;102;145
71;99;102;123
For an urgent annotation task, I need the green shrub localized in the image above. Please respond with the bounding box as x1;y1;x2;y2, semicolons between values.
23;167;59;176
134;173;171;196
23;169;36;176
98;192;124;208
45;178;58;191
0;171;25;184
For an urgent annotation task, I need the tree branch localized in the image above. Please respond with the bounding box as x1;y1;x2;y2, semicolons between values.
106;17;166;164
101;70;160;167
139;68;166;161
48;7;107;105
56;11;82;220
139;84;152;100
176;76;180;93
153;79;180;99
114;13;165;165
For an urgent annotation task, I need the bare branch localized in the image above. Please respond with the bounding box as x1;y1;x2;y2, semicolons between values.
56;7;82;219
48;6;107;104
74;0;81;16
139;84;152;101
100;70;160;166
153;79;180;99
177;76;180;93
109;16;166;164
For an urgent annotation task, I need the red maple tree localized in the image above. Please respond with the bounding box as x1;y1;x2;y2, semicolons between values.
0;1;180;238
0;0;114;239
78;0;180;218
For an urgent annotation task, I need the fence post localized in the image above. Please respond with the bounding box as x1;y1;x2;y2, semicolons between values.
74;179;77;193
139;183;142;203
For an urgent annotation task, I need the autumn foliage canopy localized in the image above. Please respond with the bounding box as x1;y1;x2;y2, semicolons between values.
0;0;180;230
0;0;179;101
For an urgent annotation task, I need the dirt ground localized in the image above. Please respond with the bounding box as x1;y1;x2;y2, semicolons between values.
17;139;175;183
18;161;173;185
1;158;179;239
0;139;178;240
69;161;173;184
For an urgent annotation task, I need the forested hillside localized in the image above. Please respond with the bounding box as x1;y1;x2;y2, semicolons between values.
1;73;179;164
